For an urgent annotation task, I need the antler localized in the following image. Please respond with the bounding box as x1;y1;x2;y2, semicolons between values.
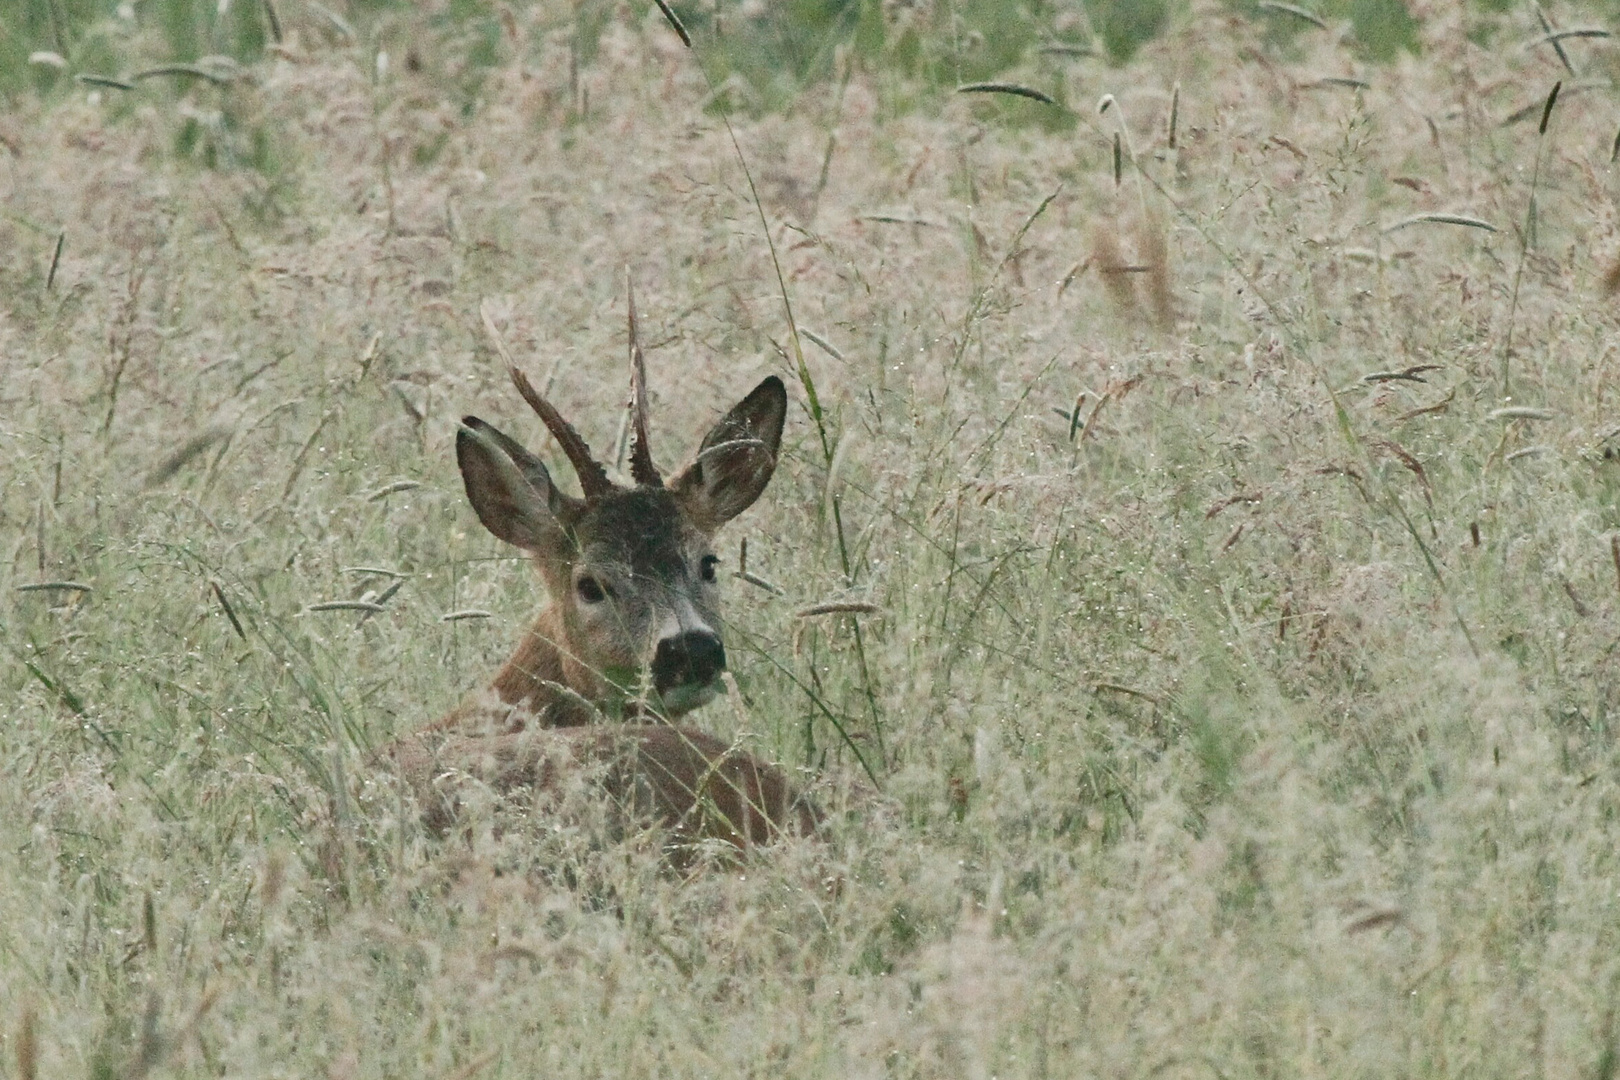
626;274;663;488
507;363;614;500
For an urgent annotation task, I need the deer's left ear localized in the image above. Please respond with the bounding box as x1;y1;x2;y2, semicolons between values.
669;376;787;532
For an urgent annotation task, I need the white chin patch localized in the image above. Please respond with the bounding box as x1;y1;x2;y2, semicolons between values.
654;680;721;715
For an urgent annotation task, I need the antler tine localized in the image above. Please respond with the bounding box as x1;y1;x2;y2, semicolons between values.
626;273;663;488
507;363;614;500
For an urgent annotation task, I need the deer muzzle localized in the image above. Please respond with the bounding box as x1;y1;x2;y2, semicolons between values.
652;630;727;696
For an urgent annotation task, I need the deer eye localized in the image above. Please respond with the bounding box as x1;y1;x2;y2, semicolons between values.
699;555;719;584
576;575;608;604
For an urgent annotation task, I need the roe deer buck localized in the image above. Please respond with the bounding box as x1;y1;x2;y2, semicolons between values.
389;296;817;851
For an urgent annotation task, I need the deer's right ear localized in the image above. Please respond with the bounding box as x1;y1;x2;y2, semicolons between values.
456;417;577;551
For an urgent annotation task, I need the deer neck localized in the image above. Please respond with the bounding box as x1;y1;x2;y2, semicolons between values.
445;606;611;733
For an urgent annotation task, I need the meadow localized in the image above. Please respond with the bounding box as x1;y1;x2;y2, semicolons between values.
4;0;1620;1074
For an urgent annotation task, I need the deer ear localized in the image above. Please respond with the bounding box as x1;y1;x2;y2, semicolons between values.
670;376;787;532
457;417;577;551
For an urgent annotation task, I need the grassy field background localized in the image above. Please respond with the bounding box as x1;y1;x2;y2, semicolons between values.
5;0;1620;1074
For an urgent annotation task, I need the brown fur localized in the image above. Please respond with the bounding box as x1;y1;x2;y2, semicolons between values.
391;722;819;848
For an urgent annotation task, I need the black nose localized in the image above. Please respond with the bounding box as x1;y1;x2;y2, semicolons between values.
652;631;727;692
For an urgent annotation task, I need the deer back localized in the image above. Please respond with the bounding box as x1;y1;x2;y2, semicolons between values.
391;723;820;850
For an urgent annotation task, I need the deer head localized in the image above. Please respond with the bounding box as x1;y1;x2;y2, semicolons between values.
455;295;787;722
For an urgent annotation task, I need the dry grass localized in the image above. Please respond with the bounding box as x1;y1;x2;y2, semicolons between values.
4;1;1620;1075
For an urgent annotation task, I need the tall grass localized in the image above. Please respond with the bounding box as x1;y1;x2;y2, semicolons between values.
3;0;1450;109
4;0;1620;1075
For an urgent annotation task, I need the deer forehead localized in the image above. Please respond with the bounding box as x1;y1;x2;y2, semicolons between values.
570;489;709;575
